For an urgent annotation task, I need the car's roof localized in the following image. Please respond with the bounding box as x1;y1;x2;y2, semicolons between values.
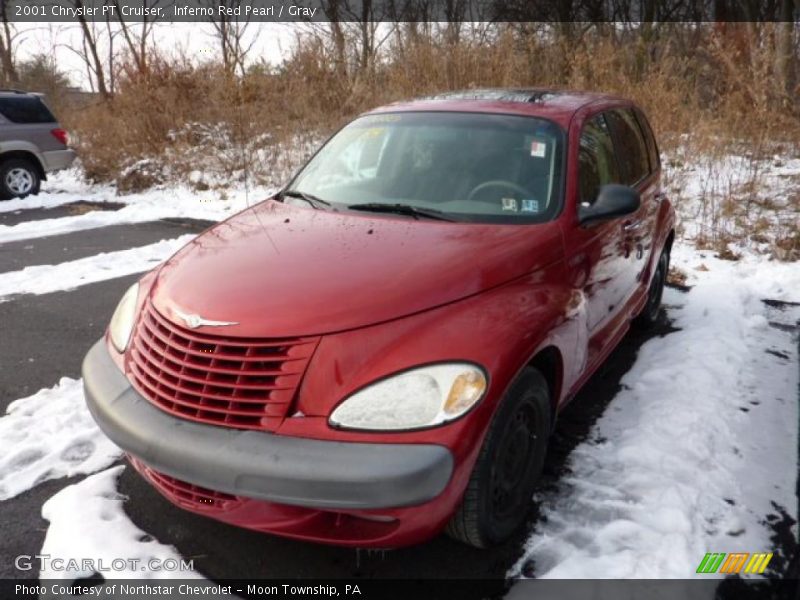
366;88;630;127
0;90;42;98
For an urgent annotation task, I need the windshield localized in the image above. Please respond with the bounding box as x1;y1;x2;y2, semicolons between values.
286;112;565;223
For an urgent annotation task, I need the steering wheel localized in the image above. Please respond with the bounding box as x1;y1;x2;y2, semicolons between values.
467;180;535;203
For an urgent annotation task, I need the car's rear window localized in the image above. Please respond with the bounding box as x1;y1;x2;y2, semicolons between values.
0;96;56;124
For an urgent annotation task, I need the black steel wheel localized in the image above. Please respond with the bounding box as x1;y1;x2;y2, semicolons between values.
446;367;551;548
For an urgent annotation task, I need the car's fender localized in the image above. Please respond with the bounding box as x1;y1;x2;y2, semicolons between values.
287;260;578;453
0;140;46;164
0;141;47;179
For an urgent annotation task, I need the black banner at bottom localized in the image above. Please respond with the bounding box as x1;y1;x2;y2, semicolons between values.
2;578;798;600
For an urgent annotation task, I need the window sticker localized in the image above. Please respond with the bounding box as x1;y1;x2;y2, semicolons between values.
521;199;539;212
360;114;402;125
501;197;518;211
530;139;547;158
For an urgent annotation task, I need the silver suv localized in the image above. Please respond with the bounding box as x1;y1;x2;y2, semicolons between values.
0;90;76;199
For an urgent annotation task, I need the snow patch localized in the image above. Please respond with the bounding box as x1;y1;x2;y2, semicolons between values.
0;181;276;243
0;234;194;301
0;168;113;214
0;378;121;501
663;149;800;259
40;466;204;583
510;245;798;579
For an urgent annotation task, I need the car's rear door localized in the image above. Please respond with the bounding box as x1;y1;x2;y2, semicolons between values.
604;108;658;307
633;106;666;269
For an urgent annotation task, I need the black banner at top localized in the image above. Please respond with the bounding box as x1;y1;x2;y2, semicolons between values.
6;0;800;23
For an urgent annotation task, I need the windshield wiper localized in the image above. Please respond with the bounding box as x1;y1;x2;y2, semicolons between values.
280;189;333;209
347;203;455;222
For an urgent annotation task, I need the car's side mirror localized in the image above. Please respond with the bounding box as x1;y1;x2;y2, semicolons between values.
578;184;640;226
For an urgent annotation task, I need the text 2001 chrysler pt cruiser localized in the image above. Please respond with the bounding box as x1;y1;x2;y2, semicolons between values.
83;89;675;548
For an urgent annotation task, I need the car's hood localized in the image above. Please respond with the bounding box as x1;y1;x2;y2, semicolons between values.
151;200;564;337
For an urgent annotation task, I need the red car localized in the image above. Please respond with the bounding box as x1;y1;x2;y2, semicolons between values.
83;89;675;549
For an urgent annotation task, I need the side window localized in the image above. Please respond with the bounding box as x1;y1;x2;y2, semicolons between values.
0;96;56;124
634;108;660;173
578;114;618;205
606;109;649;185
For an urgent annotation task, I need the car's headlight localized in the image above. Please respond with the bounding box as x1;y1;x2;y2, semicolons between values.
329;363;487;431
108;283;139;353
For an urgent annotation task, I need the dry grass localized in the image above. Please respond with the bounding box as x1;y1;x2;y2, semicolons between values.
59;24;800;258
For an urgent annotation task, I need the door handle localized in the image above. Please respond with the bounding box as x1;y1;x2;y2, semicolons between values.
623;220;644;232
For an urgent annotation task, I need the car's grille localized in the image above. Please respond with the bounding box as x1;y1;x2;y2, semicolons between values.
128;301;319;431
137;460;241;511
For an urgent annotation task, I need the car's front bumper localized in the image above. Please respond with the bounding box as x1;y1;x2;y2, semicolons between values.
82;339;454;511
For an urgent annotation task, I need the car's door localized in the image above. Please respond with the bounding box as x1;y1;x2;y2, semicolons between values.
633;105;667;268
564;112;631;370
604;108;658;306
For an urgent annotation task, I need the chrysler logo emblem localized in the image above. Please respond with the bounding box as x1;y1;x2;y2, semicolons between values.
174;309;238;329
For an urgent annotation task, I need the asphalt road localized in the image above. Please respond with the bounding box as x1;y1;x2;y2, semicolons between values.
0;217;214;404
0;218;212;274
0;201;795;593
0;200;125;227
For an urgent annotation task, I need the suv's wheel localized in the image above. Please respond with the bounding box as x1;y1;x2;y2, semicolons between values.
446;367;551;548
634;248;669;328
0;158;40;199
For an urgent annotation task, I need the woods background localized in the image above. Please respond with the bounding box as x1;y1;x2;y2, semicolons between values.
0;1;797;256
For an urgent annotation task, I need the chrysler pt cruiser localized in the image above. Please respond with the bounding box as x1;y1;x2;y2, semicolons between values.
83;89;675;548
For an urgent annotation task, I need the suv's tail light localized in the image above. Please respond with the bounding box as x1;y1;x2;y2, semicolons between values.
50;128;69;146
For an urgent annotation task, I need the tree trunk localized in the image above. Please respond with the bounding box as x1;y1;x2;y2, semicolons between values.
774;0;797;108
0;1;18;85
76;5;110;98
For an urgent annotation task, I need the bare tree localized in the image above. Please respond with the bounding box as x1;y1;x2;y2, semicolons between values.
322;0;348;77
106;15;116;93
316;0;395;75
774;0;798;107
114;0;171;76
442;0;467;45
71;0;111;98
206;0;256;77
0;0;18;86
353;0;376;72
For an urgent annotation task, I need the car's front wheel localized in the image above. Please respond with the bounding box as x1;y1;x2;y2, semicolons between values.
0;158;41;200
446;367;551;548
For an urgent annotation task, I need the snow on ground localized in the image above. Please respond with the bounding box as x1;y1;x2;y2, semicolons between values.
40;466;205;587
509;244;799;579
0;378;120;501
0;168;107;213
0;234;195;301
663;149;800;260
0;176;276;243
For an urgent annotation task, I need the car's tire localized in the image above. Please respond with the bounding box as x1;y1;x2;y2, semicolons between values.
634;248;669;328
446;367;551;548
0;158;41;200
